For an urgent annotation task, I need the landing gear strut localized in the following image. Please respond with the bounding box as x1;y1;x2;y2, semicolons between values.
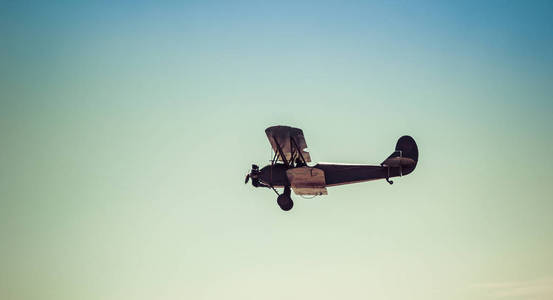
277;186;293;211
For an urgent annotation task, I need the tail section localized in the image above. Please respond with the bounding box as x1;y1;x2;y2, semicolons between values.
395;135;418;165
381;136;418;181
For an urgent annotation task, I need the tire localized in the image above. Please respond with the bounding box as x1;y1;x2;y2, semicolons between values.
280;199;293;211
277;194;293;211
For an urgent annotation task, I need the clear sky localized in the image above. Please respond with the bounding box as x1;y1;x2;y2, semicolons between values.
1;1;553;299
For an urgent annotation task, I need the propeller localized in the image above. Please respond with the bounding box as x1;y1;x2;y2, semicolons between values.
245;164;260;185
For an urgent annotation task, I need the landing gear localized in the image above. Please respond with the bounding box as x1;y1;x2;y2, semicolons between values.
277;194;293;211
277;186;294;211
382;164;393;185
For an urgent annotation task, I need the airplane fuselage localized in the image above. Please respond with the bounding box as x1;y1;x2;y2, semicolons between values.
258;164;290;187
255;161;416;189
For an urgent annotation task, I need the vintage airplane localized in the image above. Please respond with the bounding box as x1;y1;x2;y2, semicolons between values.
245;125;419;211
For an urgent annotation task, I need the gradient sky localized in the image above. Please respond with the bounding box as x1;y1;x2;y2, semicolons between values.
2;1;553;300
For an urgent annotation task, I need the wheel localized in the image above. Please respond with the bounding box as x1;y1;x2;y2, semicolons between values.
277;194;293;211
277;194;288;207
280;199;293;211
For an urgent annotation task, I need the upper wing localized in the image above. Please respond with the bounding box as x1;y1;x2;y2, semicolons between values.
265;125;311;164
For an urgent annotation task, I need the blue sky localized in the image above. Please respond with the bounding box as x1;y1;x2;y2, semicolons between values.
2;1;553;299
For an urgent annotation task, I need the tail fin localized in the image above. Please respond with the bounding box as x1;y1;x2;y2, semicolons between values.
381;135;418;177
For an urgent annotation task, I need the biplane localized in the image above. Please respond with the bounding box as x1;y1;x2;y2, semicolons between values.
245;125;419;211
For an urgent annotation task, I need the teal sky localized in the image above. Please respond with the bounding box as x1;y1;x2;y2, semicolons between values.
2;1;553;299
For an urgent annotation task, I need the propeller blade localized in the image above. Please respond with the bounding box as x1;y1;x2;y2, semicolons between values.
245;174;250;184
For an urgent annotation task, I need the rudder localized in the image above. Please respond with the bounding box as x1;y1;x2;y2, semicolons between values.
381;135;418;178
395;135;418;164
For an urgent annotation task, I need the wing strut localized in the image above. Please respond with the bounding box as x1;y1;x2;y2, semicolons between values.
272;136;289;166
291;137;307;165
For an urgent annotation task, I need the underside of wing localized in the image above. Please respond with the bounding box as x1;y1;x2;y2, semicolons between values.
265;125;311;163
286;167;327;195
292;187;328;195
